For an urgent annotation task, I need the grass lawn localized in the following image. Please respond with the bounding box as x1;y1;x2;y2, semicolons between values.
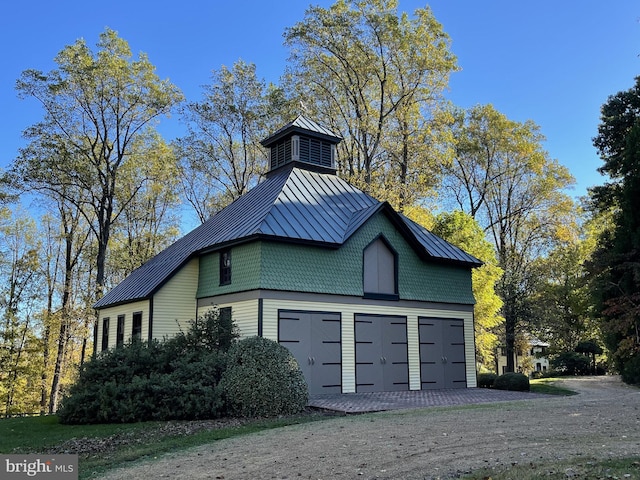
0;412;331;479
0;379;585;479
530;377;579;396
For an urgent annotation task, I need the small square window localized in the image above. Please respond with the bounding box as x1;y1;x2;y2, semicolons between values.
220;249;232;285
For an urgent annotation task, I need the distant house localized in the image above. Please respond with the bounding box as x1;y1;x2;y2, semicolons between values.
94;116;482;394
497;338;550;375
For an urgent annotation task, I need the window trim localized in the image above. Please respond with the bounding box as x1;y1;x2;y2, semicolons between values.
101;317;110;351
116;314;125;347
219;249;232;286
132;311;142;341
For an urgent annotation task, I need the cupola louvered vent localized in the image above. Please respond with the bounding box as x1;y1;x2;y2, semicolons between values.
298;136;333;168
261;115;342;176
271;138;292;170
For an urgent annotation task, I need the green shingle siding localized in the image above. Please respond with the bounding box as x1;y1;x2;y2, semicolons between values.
260;241;356;295
197;212;474;305
197;242;262;298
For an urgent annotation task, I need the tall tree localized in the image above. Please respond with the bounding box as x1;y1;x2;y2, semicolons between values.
12;28;183;303
46;193;92;413
284;0;457;209
428;211;504;371
441;104;575;372
108;133;181;283
0;209;42;415
529;212;601;354
589;76;640;376
176;60;274;223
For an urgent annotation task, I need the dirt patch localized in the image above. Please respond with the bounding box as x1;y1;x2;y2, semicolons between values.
48;418;249;456
98;376;640;479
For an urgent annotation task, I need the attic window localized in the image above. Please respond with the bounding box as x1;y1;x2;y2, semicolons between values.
363;237;398;300
220;249;232;285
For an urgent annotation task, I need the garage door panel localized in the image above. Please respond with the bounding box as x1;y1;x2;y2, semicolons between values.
355;314;408;393
279;310;342;394
279;315;309;343
419;343;442;365
317;317;341;341
385;320;408;343
385;342;408;364
317;341;341;366
447;343;466;364
419;317;466;390
443;320;464;344
420;362;444;389
355;318;378;342
356;362;382;392
316;363;342;393
444;363;467;388
355;339;378;360
385;361;409;391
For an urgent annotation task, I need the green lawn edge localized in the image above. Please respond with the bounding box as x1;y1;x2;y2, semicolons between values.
0;412;332;479
0;379;577;479
530;377;579;396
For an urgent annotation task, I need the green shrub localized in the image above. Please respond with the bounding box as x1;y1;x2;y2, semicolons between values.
220;336;308;417
493;372;530;391
477;373;498;388
551;351;591;375
58;309;233;424
621;354;640;385
58;344;227;424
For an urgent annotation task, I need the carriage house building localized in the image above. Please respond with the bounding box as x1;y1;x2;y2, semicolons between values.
94;116;482;394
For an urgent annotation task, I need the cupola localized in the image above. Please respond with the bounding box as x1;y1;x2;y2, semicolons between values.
260;115;342;176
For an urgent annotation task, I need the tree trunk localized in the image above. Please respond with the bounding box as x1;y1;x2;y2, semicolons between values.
39;322;50;415
49;228;73;414
48;320;67;414
505;314;516;373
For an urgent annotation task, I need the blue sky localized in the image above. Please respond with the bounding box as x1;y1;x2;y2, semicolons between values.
1;1;638;208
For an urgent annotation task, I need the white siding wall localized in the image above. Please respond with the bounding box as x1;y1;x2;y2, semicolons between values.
96;300;150;350
262;299;476;393
197;300;259;338
153;258;199;340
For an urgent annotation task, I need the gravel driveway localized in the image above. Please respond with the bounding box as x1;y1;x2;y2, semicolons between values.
99;376;640;479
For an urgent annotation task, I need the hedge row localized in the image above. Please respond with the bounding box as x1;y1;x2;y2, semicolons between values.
58;310;308;424
477;372;530;391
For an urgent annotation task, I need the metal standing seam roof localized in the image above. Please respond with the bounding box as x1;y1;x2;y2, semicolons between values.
94;165;482;309
260;115;342;147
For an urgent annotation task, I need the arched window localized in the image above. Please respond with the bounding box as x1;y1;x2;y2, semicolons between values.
363;237;398;300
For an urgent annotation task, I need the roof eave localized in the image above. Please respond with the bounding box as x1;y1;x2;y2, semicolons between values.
260;126;341;148
93;295;152;311
379;203;484;269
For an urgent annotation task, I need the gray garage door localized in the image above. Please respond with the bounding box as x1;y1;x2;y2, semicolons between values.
355;314;409;392
419;317;466;389
278;310;342;394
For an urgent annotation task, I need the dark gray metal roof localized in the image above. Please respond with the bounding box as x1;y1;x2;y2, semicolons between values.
400;214;483;266
261;115;342;147
94;164;481;309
